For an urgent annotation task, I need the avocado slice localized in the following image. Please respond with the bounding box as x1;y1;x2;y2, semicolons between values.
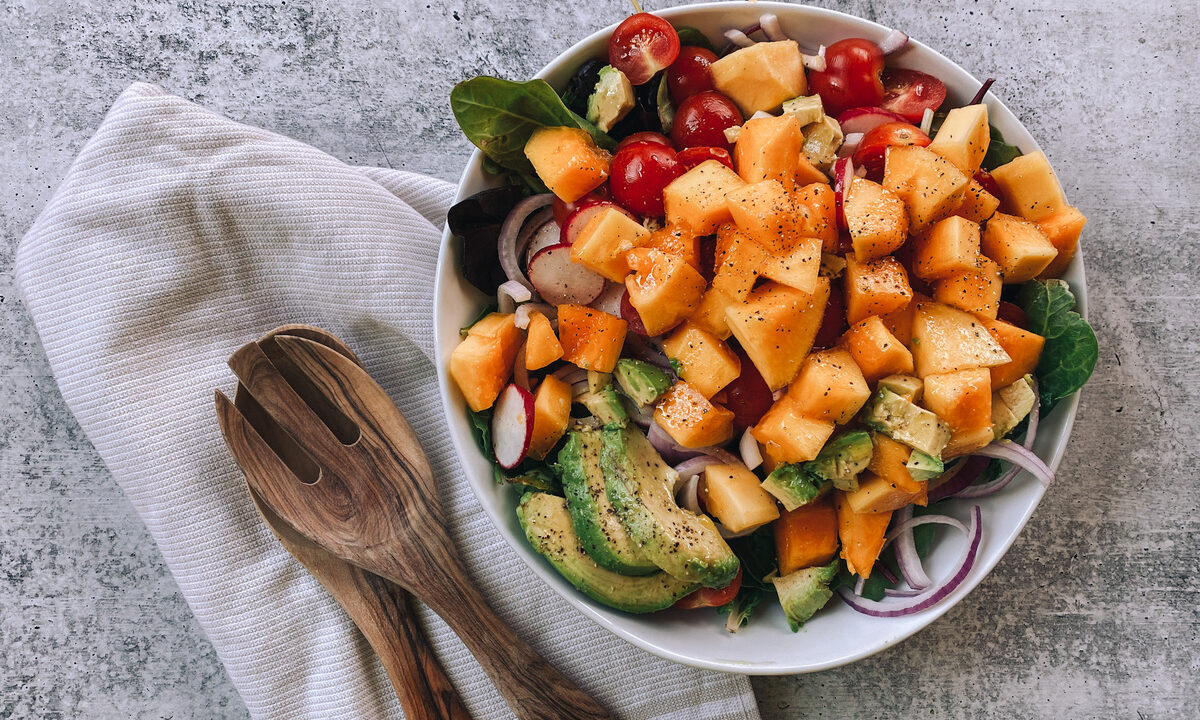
771;559;839;631
804;430;873;491
586;65;635;133
992;375;1036;440
761;464;826;512
877;374;924;403
905;450;945;481
601;427;740;588
613;358;671;407
861;387;952;457
781;94;824;127
517;492;699;613
558;430;658;576
576;384;629;428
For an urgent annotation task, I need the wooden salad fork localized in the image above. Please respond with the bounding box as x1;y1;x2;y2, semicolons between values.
215;330;610;720
218;324;470;720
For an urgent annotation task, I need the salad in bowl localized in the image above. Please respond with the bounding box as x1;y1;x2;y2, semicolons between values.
436;2;1096;669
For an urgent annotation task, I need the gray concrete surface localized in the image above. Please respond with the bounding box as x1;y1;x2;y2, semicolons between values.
1;0;1195;717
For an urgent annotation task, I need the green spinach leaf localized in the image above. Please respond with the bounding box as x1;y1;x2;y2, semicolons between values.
675;27;715;53
1017;279;1098;412
657;72;675;133
467;406;493;458
982;124;1022;171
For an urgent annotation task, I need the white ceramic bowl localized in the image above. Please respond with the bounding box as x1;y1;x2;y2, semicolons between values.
433;1;1085;674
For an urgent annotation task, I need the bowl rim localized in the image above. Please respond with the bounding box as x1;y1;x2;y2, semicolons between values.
433;1;1085;675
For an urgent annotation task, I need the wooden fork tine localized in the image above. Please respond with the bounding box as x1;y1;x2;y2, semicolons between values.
215;390;311;496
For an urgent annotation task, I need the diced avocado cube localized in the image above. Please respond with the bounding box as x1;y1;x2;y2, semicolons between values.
613;358;671;406
905;450;945;481
861;387;952;457
992;375;1037;440
587;370;611;394
804;430;873;491
782;94;825;127
761;464;826;512
802;115;843;168
586;65;635;133
577;385;628;427
772;559;839;631
877;374;924;403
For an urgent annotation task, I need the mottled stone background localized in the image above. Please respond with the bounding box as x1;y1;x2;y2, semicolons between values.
1;0;1195;718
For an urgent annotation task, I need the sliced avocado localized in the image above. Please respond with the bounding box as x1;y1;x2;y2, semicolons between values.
805;430;873;491
576;385;628;427
782;94;825;127
905;450;945;482
517;492;698;613
587;370;611;394
602;427;740;587
586;65;635;133
558;431;658;576
772;560;839;631
861;387;952;458
761;464;825;511
801;115;843;168
613;358;671;406
992;375;1036;440
877;374;924;403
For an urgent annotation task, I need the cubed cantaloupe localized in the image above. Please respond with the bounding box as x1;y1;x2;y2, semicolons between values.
928;104;989;174
640;224;700;270
990;150;1066;221
914;215;981;281
792;182;839;253
761;236;822;294
942;426;996;459
835;491;892;577
703;463;780;533
954;177;1001;223
710;40;807;116
787;348;871;424
734;114;806;186
933;255;1003;318
624;247;707;336
867;434;914;486
1035;205;1087;278
726;278;831;390
911;302;1011;377
689;287;735;340
663;322;741;398
725;179;801;254
845;255;913;324
923;368;992;433
844;177;909;262
569;206;649;281
712;223;770;302
879;291;931;347
775;495;838;575
557;304;627;373
663;159;747;233
845;470;924;514
877;374;924;403
752;394;836;464
654;381;736;448
842;315;915;382
527;375;572;459
449;312;523;411
523;126;610;203
981;317;1046;388
883;145;970;234
982;212;1058;283
524;311;563;370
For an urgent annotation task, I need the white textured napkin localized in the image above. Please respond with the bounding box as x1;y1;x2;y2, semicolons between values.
14;83;762;720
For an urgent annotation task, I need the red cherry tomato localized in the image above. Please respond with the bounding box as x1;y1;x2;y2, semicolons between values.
671;91;743;152
609;141;683;218
806;38;885;117
608;13;681;85
880;68;948;123
697;235;718;285
813;278;848;350
998;301;1029;329
676;146;734;171
852;121;931;176
616;131;673;152
675;568;742;609
552;187;609;226
619;290;649;336
724;346;773;432
667;46;718;104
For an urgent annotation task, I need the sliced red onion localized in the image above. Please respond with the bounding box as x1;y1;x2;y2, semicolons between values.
838;505;982;617
839;132;864;158
927;456;988;502
626;400;654;428
514;301;555;330
512;344;530;391
883;587;925;598
759;13;786;41
724;25;759;49
739;429;763;471
969;78;996;106
877;563;899;585
673;456;724;481
884;512;969;542
517;209;555;259
498;194;553;293
625;334;673;371
877;29;909;56
970;440;1055;488
650;421;740;465
802;45;827;72
919;107;935;135
497;279;532;314
891;505;932;591
675;473;703;513
853;575;866;597
552;365;588;386
1025;378;1041;449
522;217;560;264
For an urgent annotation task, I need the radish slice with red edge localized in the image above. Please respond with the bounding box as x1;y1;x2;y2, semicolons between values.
560;202;633;246
590;282;626;316
877;29;909;56
523;220;561;264
498;194;554;293
835;107;911;136
517;208;554;257
527;243;605;305
491;384;534;469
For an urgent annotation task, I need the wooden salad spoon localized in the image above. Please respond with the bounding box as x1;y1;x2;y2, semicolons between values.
215;330;610;720
219;324;470;720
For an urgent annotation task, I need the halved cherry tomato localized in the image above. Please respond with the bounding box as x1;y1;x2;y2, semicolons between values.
675;567;742;609
616;131;673;151
671;90;743;151
880;68;948;123
852;121;931;176
998;301;1029;329
610;140;683;217
608;12;681;85
697;235;718;284
667;46;718;104
806;38;885;117
620;290;649;336
552;187;609;226
813;278;848;350
677;146;734;172
724;346;773;431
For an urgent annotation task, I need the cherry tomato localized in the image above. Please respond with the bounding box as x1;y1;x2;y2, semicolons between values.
806;38;885;117
880;68;948;123
813;278;848;350
724;346;773;431
609;141;683;217
676;146;734;171
974;169;1003;200
551;187;609;226
671;91;743;152
697;235;718;285
998;301;1029;329
852;121;931;176
620;290;649;336
608;12;681;86
667;45;718;104
616;131;673;152
675;567;742;609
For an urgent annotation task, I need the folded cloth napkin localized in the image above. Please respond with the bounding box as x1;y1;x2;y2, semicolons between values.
14;82;762;720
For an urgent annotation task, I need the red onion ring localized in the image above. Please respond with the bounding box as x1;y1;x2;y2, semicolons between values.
673;456;724;482
497;279;532;314
877;29;909;56
739;429;763;470
498;193;553;293
514;301;555;330
970;440;1054;487
759;13;786;41
624;334;673;371
927;456;988;502
552;365;587;386
675;473;703;513
891;505;932;590
724;27;757;48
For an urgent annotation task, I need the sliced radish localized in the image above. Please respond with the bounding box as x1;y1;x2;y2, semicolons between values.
491;384;534;469
527;243;606;305
523;220;561;264
560;202;634;246
591;282;626;315
835;106;911;136
833;157;855;227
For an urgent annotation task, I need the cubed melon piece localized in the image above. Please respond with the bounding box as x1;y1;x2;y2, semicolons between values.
569;206;649;281
835;491;892;577
734;114;807;186
663;159;747;233
914;215;981;281
792;182;839;253
761;236;821;294
942;426;996;459
982;212;1058;283
844;470;924;514
879;291;931;347
624;247;706;336
911;302;1011;377
557;304;626;372
990;150;1066;221
775;495;838;575
883;145;970;234
663;322;741;398
654;381;736;448
877;374;924;403
867;433;915;488
981;317;1046;388
841;315;915;382
954;177;1001;223
711;223;770;302
689;287;735;340
641;224;700;270
710;41;807;116
704;463;780;533
726;179;801;254
787;348;871;424
845;255;913;325
527;375;572;459
523;126;610;203
524;311;563;370
923;368;992;433
449;313;522;411
933;255;1003;319
928;104;989;174
1035;205;1087;278
726;278;831;390
844;177;909;262
752;395;836;464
